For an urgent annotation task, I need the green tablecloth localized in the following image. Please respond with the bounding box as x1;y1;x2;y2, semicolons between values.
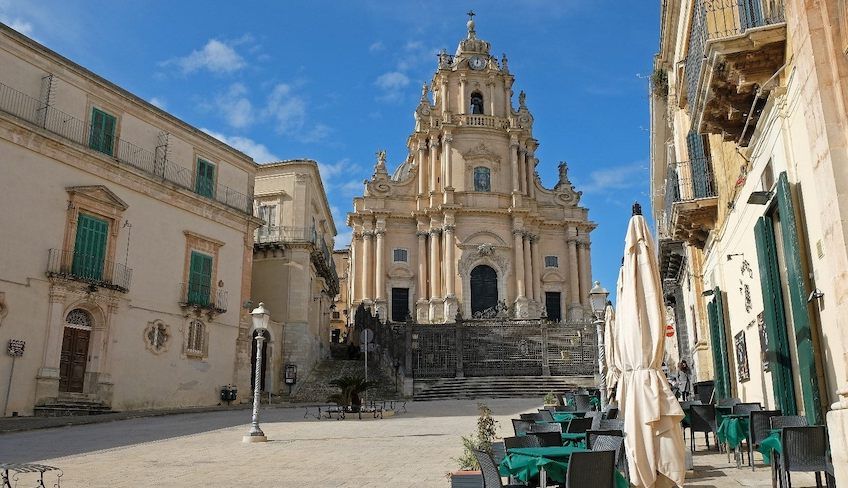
551;411;585;423
498;446;629;487
717;415;750;449
757;429;782;465
561;432;587;447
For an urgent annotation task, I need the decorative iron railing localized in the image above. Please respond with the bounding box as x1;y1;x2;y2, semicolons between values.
46;248;132;292
0;81;253;214
178;282;228;313
374;318;597;379
685;0;786;114
676;158;716;200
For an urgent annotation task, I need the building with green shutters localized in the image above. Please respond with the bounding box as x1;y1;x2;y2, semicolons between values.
0;24;263;416
649;0;848;482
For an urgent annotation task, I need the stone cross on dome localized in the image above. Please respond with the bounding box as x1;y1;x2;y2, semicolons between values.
466;10;477;39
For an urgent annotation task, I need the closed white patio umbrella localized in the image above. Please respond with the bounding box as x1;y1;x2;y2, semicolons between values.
614;203;685;487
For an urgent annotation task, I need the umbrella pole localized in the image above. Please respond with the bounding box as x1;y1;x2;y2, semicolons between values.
594;316;608;409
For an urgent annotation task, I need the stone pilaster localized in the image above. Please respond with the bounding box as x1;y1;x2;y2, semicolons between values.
523;232;534;306
518;147;527;194
577;239;590;307
416;230;429;322
531;234;543;302
361;230;374;301
510;136;520;195
417;141;428;198
374;224;386;315
35;284;66;405
443;223;457;321
443;131;454;204
567;231;581;318
429;138;440;206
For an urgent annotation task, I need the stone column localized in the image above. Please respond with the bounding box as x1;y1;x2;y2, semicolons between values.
518;147;527;194
459;76;467;114
527;151;536;199
578;240;591;307
362;230;373;301
417;231;428;300
440;79;449;114
568;234;580;310
513;229;526;299
523;233;534;305
375;228;385;301
443;132;454;204
350;231;361;301
510;137;520;193
531;235;543;302
429;228;441;299
444;224;456;297
429;138;440;196
417;140;427;197
487;79;496;116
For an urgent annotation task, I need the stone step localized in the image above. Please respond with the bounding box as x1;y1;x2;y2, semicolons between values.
33;401;114;417
412;375;595;401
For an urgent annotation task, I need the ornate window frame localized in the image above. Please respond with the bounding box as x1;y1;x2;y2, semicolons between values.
544;255;559;268
63;186;128;273
144;320;170;355
184;319;208;359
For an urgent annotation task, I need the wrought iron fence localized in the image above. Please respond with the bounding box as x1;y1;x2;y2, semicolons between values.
686;0;786;114
46;248;132;292
374;318;597;379
0;81;253;214
676;158;716;200
178;282;228;313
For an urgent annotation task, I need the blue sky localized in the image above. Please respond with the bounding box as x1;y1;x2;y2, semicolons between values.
1;0;658;301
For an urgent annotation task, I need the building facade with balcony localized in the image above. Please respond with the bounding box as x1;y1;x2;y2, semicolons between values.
346;18;595;325
251;160;338;395
650;1;848;478
0;24;262;416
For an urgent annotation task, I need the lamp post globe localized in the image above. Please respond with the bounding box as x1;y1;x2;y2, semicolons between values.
588;281;610;410
244;302;270;443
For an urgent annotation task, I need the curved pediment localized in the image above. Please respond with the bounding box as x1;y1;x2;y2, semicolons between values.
541;270;566;283
388;264;414;279
461;230;507;246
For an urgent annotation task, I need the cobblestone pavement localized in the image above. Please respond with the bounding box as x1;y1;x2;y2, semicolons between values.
0;399;823;487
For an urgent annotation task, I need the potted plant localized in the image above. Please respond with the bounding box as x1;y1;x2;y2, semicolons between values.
449;403;498;487
544;391;557;407
326;375;374;413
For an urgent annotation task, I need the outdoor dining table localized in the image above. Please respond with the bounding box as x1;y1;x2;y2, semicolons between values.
757;428;782;465
551;411;585;423
560;432;587;447
717;413;750;468
498;446;628;488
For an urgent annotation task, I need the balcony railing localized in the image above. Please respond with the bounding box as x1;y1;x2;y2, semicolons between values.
686;0;786;114
455;114;510;129
178;282;228;313
0;81;253;214
255;225;316;244
46;248;132;292
668;158;717;203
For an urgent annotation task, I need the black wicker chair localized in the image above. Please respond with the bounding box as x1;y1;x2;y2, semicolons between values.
604;407;619;419
586;429;624;449
529;422;562;434
585;411;603;430
511;419;534;436
555;405;576;412
748;409;782;471
770;415;808;429
689;404;720;452
717;397;741;409
504;435;540;449
473;449;527;488
778;426;829;488
573;394;592;411
491;441;507;464
520;412;543;421
565;450;616;488
528;431;563;447
589;431;628;480
693;381;714;405
556;393;567;407
566;417;594;434
732;402;762;415
536;409;556;423
600;419;624;431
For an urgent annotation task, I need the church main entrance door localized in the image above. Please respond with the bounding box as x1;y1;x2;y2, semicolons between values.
470;265;498;315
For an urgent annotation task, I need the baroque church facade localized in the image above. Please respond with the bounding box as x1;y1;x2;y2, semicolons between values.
347;18;595;324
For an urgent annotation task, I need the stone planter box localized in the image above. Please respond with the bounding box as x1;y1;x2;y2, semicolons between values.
449;470;483;487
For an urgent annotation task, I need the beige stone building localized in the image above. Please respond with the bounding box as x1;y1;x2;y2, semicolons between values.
331;249;351;343
0;23;262;415
649;0;848;480
347;18;595;324
251;160;338;393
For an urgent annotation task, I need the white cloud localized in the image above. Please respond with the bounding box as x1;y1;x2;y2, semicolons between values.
374;71;410;102
369;41;384;52
262;83;330;143
216;83;253;129
1;17;33;36
335;230;353;248
318;159;352;179
164;39;246;75
578;162;648;194
149;97;167;109
200;128;278;163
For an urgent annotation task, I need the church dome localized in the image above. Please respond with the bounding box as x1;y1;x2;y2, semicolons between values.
456;13;491;55
391;159;414;181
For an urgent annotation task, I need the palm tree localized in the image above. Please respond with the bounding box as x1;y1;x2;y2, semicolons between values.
327;376;375;412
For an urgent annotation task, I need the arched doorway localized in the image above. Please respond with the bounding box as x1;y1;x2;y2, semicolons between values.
60;309;92;393
250;329;270;392
470;265;498;315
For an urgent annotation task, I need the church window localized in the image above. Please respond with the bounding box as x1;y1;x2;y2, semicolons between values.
470;92;484;114
473;166;491;192
393;248;408;263
544;256;559;268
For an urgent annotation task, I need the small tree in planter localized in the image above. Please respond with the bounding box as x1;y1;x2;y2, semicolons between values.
544;391;557;407
450;403;499;487
326;375;374;413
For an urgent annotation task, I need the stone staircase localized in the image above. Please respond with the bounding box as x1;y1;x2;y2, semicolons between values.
412;376;596;401
288;359;401;403
33;394;114;417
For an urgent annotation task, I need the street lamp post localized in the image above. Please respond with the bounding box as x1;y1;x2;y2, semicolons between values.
243;302;270;443
589;281;610;410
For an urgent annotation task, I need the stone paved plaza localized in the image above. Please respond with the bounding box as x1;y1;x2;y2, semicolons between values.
0;399;823;487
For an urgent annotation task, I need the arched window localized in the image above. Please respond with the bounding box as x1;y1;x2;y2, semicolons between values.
187;320;205;355
66;309;93;329
473;167;491;192
470;92;484;114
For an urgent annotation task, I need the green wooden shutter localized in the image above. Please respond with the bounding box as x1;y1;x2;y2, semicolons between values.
775;172;822;424
188;251;213;306
195;159;215;198
72;214;108;281
754;216;797;414
89;108;116;156
707;288;732;399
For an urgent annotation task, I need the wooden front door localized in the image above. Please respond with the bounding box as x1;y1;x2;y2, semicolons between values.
470;265;498;315
59;327;90;392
